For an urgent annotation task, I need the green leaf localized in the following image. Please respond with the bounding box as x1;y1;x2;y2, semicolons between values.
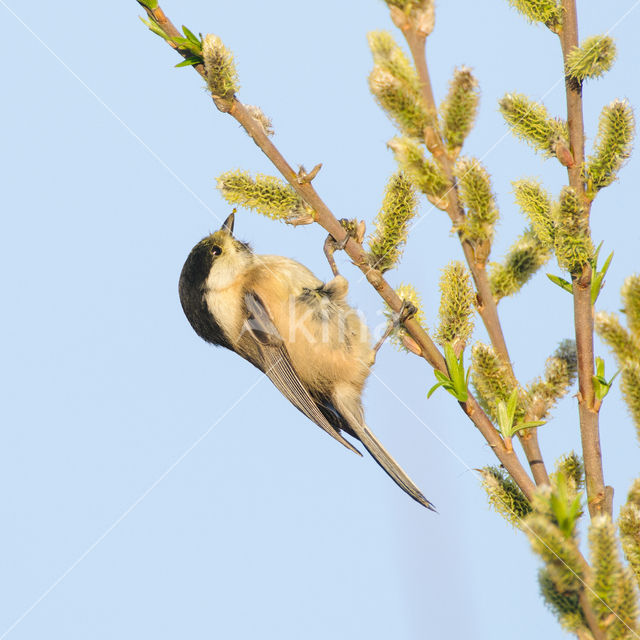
592;356;620;402
171;36;202;56
591;244;613;305
547;273;573;294
182;25;201;45
548;472;583;537
175;56;202;68
511;420;546;434
137;0;159;9
427;381;445;399
427;344;469;402
139;15;168;40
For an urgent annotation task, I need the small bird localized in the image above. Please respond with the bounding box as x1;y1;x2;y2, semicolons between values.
178;212;434;510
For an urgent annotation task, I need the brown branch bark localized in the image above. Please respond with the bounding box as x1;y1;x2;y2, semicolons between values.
403;26;550;486
559;0;610;518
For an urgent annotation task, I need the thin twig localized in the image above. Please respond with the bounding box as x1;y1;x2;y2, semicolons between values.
140;3;537;501
559;0;610;518
403;24;550;486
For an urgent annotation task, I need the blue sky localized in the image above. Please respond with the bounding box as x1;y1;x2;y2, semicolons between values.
1;1;639;638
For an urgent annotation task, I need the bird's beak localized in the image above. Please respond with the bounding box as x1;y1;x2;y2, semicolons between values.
221;210;235;235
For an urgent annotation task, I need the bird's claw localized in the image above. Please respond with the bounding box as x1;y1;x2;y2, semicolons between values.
323;218;365;276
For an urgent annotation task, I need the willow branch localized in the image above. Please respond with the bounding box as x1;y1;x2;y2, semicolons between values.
403;26;549;486
140;3;537;501
559;0;609;518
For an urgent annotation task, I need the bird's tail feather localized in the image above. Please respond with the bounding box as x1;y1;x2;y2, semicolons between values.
358;425;436;511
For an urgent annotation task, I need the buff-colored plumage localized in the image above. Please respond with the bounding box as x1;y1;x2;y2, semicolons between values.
179;213;434;509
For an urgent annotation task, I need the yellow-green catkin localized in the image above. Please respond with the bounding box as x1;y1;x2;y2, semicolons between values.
455;158;499;253
505;0;562;32
566;35;617;83
595;311;640;365
553;452;584;497
387;137;449;199
384;284;428;352
525;339;577;420
622;275;640;336
499;93;569;158
512;179;555;249
586;99;635;195
369;66;430;139
588;515;624;622
621;361;640;440
553;186;594;274
587;516;639;637
489;227;552;301
479;466;532;526
216;171;313;221
596;299;640;440
367;173;418;273
435;261;475;349
619;478;640;587
608;569;640;640
538;569;585;633
202;34;239;99
440;67;480;154
527;467;588;634
471;343;518;421
368;31;420;93
525;509;583;592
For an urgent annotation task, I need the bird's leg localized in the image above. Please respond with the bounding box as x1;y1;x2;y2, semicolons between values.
323;218;365;277
370;299;417;364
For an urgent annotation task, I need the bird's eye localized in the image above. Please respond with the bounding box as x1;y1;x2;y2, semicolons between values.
211;245;222;256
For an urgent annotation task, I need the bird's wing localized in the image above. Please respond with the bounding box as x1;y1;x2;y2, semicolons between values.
239;291;361;456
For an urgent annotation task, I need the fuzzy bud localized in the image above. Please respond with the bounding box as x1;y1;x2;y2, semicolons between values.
588;515;634;627
595;311;639;365
479;466;532;526
202;34;240;99
499;93;569;159
489;227;552;301
440;67;480;154
553;187;593;274
217;171;313;221
455;158;499;256
367;173;418;273
512;179;555;249
585;99;635;195
538;569;586;632
388;137;449;200
619;478;640;587
245;105;274;137
471;343;518;422
369;67;431;139
565;35;617;83
622;275;640;337
525;340;578;421
505;0;562;31
435;261;475;350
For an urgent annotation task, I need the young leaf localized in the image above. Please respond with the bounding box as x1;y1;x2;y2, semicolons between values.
182;25;201;46
547;273;573;294
139;15;168;40
428;344;469;402
590;243;613;304
592;356;619;403
175;56;202;68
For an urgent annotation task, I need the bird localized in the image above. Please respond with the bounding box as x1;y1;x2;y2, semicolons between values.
178;211;434;510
